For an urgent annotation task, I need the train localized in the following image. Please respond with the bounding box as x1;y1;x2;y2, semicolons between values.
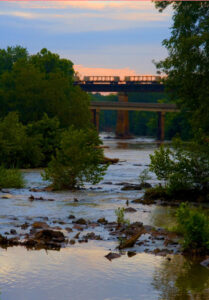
75;75;162;83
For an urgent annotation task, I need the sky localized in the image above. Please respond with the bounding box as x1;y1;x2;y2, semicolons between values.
0;1;172;77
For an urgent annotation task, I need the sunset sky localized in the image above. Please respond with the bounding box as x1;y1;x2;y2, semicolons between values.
0;1;172;77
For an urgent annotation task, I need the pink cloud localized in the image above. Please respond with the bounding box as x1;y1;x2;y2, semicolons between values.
74;65;137;79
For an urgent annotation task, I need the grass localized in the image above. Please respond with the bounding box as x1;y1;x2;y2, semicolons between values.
0;166;25;189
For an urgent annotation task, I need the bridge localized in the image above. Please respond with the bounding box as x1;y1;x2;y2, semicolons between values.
74;76;164;93
75;76;177;141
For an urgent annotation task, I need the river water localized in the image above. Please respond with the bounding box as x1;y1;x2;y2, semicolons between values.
0;134;208;300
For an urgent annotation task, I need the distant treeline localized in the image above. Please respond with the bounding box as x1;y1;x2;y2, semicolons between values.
90;93;192;140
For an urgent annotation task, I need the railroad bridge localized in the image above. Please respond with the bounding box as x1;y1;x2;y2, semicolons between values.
74;76;178;141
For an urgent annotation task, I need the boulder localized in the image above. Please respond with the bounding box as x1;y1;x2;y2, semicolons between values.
35;229;65;243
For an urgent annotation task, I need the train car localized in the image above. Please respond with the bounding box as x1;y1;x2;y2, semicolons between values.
83;76;120;83
124;75;161;83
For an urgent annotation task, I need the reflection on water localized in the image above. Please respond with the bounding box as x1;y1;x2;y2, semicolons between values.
152;255;209;299
0;135;208;299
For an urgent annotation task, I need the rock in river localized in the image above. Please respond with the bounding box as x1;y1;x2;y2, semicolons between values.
105;252;121;261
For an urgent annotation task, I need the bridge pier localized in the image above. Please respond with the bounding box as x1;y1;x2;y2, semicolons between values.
157;112;165;141
115;92;131;138
91;109;100;131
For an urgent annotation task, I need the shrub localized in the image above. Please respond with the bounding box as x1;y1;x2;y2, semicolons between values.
115;207;130;226
176;203;209;253
0;166;25;188
149;139;209;196
43;126;107;189
138;168;152;185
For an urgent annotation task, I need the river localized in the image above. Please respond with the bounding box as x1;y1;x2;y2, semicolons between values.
0;134;208;300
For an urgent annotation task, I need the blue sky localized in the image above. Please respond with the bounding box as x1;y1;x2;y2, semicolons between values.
0;1;172;75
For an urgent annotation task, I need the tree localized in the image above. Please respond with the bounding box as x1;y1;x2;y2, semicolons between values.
0;112;43;168
155;1;209;136
43;126;107;189
0;45;28;75
26;114;61;166
0;47;91;128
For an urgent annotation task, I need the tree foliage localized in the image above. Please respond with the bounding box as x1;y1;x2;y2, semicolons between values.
0;166;25;189
0;46;91;128
155;1;209;136
176;203;209;253
0;112;43;168
43;127;107;189
149;139;209;197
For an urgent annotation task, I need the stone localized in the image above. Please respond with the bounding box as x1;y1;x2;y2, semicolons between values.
118;230;142;249
124;207;137;213
74;218;87;225
83;232;102;240
21;223;29;230
65;227;73;233
10;229;17;235
127;251;136;257
121;184;142;191
97;218;108;224
105;252;121;261
34;229;65;243
74;232;80;239
73;225;84;231
32;222;49;229
69;239;75;245
68;215;75;219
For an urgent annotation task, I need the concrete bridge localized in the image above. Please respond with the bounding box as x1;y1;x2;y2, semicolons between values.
75;76;177;141
90;99;179;141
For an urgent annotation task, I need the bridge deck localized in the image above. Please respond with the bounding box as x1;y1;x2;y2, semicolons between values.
75;82;164;93
90;101;179;112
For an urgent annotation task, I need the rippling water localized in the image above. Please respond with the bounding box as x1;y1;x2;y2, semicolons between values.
0;134;208;300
